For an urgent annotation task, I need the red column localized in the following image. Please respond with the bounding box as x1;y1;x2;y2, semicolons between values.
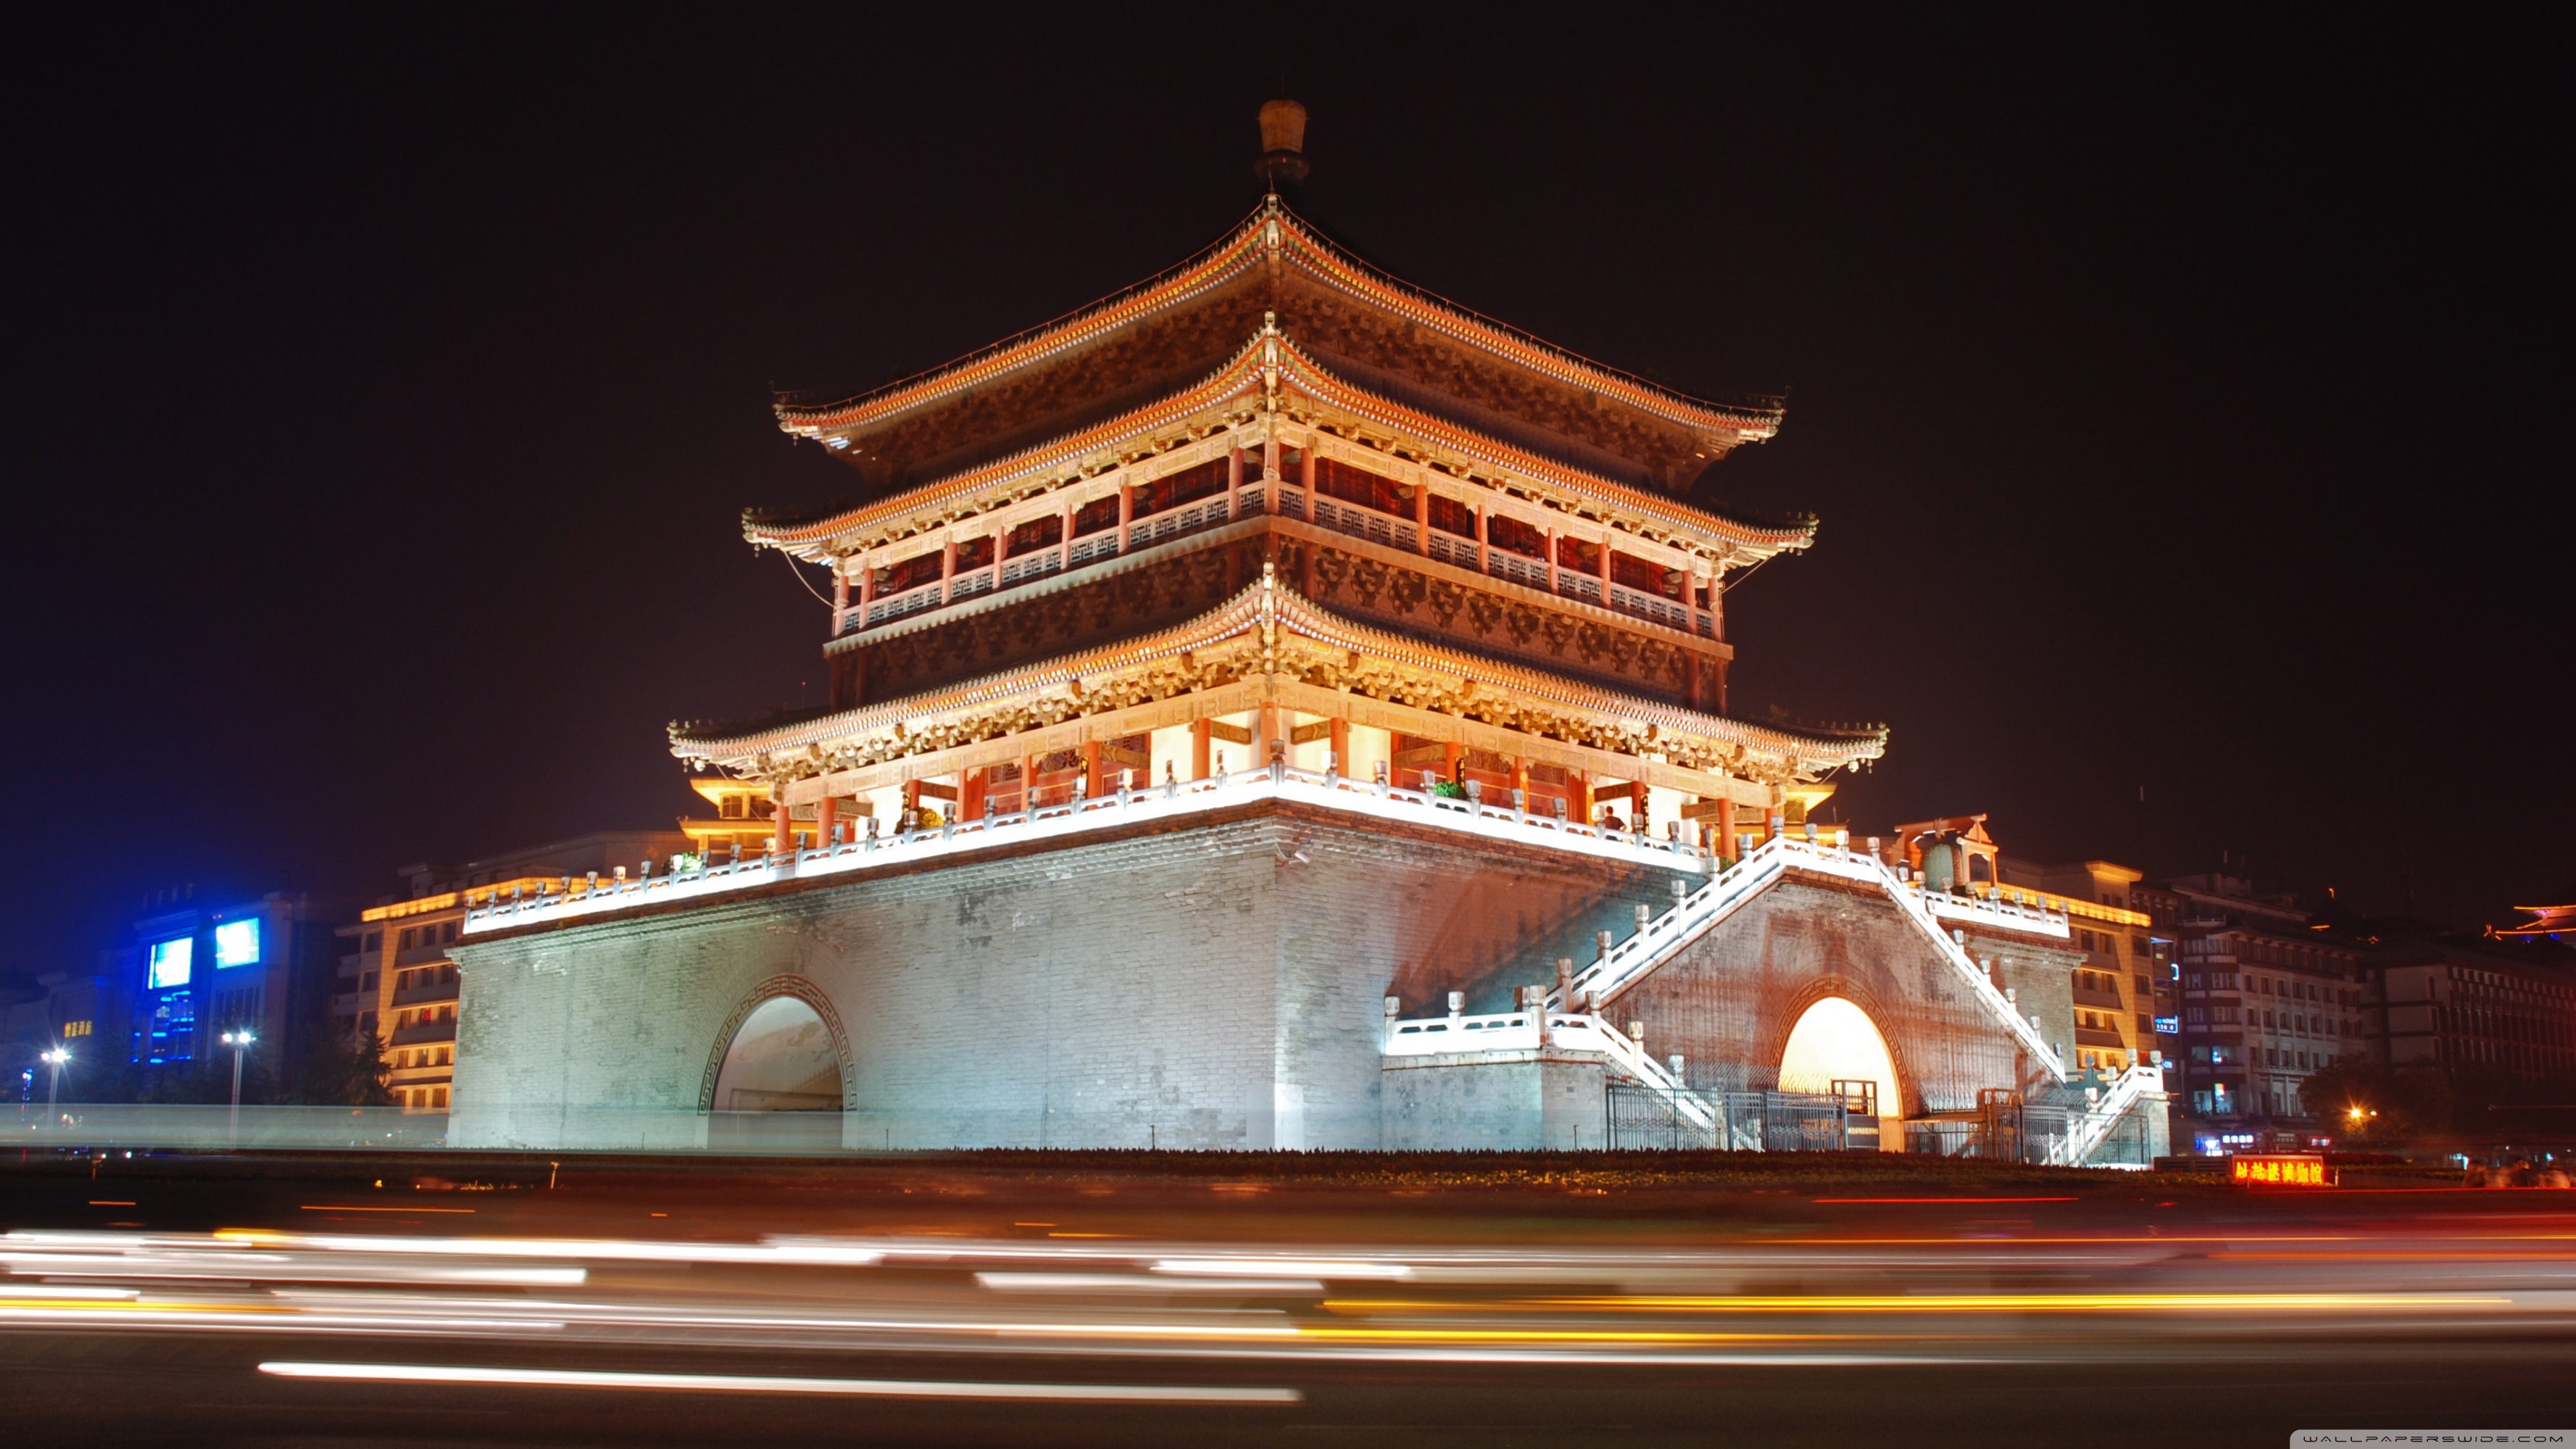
1545;526;1558;594
831;568;849;634
1597;533;1613;592
1413;485;1429;553
962;769;985;821
1574;769;1593;821
1228;448;1243;518
1082;740;1102;797
939;535;956;603
1716;797;1735;855
1117;483;1133;552
1329;718;1349;773
770;798;792;855
1257;705;1281;766
1442;741;1462;785
1191;720;1212;779
816;794;837;846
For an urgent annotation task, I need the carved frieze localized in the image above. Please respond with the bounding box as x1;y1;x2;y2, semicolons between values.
1302;544;1697;704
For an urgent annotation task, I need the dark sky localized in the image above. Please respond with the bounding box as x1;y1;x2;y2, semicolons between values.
4;12;2564;979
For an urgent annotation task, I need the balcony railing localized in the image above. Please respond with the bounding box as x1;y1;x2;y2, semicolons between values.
466;758;1716;938
393;979;459;1008
834;485;1719;642
390;1019;456;1047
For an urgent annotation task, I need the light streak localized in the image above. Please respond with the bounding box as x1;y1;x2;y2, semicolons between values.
1153;1258;1411;1279
978;1274;1326;1295
257;1361;1302;1403
1324;1292;2515;1314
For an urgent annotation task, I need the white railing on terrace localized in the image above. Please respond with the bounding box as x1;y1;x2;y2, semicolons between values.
1384;1009;1718;1133
1409;834;2076;1084
2054;1062;2164;1167
844;486;1719;642
462;761;1711;937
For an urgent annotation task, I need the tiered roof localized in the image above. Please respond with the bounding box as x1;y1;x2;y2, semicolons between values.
775;197;1784;497
671;572;1886;789
747;328;1813;568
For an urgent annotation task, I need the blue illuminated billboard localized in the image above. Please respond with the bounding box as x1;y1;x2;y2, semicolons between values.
149;937;194;990
214;919;261;968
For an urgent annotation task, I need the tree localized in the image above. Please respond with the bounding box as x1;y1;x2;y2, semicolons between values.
280;1026;394;1106
2300;1058;2453;1144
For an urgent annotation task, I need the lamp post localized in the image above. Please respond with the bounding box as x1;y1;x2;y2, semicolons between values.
41;1046;69;1129
220;1029;255;1148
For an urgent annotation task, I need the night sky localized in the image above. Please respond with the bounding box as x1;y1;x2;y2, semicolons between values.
5;14;2563;981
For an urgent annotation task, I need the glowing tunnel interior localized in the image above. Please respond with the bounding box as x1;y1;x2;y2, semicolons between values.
710;997;844;1112
1777;997;1900;1147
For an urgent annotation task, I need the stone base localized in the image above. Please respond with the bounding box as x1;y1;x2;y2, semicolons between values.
1381;1050;1608;1152
450;800;1686;1153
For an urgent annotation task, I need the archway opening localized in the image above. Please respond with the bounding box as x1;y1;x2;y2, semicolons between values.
709;997;844;1150
1778;997;1901;1152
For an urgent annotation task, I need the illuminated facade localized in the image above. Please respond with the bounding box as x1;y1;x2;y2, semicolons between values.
2136;873;2365;1153
335;831;686;1113
447;110;2161;1161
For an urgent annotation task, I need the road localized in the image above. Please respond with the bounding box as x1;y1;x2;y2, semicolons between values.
4;1150;2572;1446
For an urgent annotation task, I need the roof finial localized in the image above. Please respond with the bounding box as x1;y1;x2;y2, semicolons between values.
1255;99;1309;196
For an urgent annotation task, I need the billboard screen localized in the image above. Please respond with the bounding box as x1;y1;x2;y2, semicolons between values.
149;936;194;990
214;918;261;968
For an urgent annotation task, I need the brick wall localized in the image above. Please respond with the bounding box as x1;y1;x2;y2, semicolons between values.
1605;873;2076;1117
451;802;1687;1152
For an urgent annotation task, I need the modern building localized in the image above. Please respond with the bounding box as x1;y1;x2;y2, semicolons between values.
443;107;2160;1162
335;831;689;1114
2359;933;2576;1080
2132;873;2365;1153
112;889;343;1092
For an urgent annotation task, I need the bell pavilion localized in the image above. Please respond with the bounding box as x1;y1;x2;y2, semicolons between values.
447;104;2166;1164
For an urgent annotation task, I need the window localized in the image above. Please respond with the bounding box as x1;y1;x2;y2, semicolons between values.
432;1087;448;1109
399;929;416;951
149;937;194;990
363;931;381;952
2187;1005;2207;1023
62;1019;93;1039
2136;975;2152;997
213;919;261;968
720;795;745;819
441;921;457;944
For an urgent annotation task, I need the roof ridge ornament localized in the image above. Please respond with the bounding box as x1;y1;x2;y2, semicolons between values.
1255;99;1309;195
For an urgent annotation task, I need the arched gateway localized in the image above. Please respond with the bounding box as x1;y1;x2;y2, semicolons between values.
699;979;854;1149
1778;996;1902;1150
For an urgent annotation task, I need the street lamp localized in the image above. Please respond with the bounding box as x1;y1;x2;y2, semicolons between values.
41;1046;69;1128
220;1029;256;1147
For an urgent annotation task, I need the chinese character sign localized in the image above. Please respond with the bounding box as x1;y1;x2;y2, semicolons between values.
2231;1154;2329;1187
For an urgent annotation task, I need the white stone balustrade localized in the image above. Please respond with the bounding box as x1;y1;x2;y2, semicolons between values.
460;760;1711;938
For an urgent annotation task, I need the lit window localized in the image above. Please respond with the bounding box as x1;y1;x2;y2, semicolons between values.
149;937;194;990
214;919;261;968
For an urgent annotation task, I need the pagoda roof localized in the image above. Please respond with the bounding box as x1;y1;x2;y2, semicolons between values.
775;198;1784;496
747;329;1815;565
670;573;1884;787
